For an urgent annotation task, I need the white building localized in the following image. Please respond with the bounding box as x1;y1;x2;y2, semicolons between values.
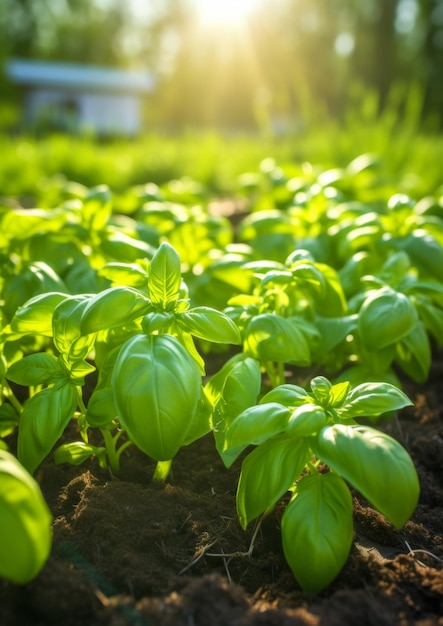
6;59;156;136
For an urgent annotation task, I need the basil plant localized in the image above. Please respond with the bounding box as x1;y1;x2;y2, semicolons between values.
224;249;348;387
208;365;419;593
4;242;241;480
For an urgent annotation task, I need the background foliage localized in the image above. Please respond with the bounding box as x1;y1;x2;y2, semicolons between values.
1;0;443;130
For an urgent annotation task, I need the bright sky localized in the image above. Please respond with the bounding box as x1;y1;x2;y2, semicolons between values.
128;0;261;24
193;0;261;26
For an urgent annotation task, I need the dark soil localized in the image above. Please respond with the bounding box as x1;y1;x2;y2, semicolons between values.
1;354;443;626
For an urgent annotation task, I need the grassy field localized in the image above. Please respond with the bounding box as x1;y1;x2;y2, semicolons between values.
2;87;443;204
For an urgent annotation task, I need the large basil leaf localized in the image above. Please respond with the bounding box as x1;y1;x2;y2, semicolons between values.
236;435;309;528
176;306;241;344
244;314;310;365
80;286;151;334
207;355;261;467
112;334;201;461
312;424;420;528
7;353;63;387
17;379;78;474
224;402;291;455
336;382;413;419
9;292;68;337
358;287;418;351
281;472;353;592
0;450;52;583
259;384;311;407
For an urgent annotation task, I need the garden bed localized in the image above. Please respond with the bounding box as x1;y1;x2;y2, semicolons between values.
1;352;442;626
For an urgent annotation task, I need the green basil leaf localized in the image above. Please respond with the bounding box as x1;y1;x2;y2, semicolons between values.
289;262;325;290
80;286;151;334
69;334;97;363
173;327;206;375
312;424;420;528
0;450;52;583
0;404;19;438
1;207;66;240
148;242;182;309
415;300;443;347
259;384;311;407
406;279;443;298
0;353;7;382
207;355;261;467
142;311;175;334
205;354;259;405
54;441;105;466
399;231;443;282
224;402;291;455
358;287;418;350
7;353;63;386
176;306;241;344
286;403;329;438
261;270;293;287
99;262;150;288
338;251;373;296
5;262;67;319
112;334;201;461
17;379;78;474
310;376;332;404
381;250;411;277
337;382;413;419
281;473;353;593
52;295;92;355
395;321;431;383
86;386;117;427
237;435;309;528
182;388;212;446
314;315;358;357
9;292;68;336
312;263;348;316
328;381;351;408
67;359;96;385
244;314;311;365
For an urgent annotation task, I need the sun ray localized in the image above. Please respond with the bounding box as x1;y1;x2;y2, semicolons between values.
193;0;260;26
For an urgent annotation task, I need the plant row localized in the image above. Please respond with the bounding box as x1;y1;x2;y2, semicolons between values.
1;155;442;591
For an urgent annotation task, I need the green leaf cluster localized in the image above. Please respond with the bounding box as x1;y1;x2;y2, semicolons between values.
2;153;442;592
215;374;418;592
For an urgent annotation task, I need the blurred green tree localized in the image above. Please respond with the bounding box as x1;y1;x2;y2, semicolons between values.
1;0;442;130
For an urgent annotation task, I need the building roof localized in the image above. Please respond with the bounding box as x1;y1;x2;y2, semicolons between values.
6;59;155;94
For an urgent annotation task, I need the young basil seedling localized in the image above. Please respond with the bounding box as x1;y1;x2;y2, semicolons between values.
4;242;241;478
225;250;348;386
83;242;241;479
220;375;419;593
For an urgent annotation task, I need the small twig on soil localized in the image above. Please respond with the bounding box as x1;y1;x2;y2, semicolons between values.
178;541;218;575
405;541;443;567
178;517;263;577
206;516;262;561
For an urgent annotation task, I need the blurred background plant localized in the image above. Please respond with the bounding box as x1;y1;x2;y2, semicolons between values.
0;1;442;199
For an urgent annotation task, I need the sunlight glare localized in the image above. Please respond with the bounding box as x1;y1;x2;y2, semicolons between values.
193;0;259;26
